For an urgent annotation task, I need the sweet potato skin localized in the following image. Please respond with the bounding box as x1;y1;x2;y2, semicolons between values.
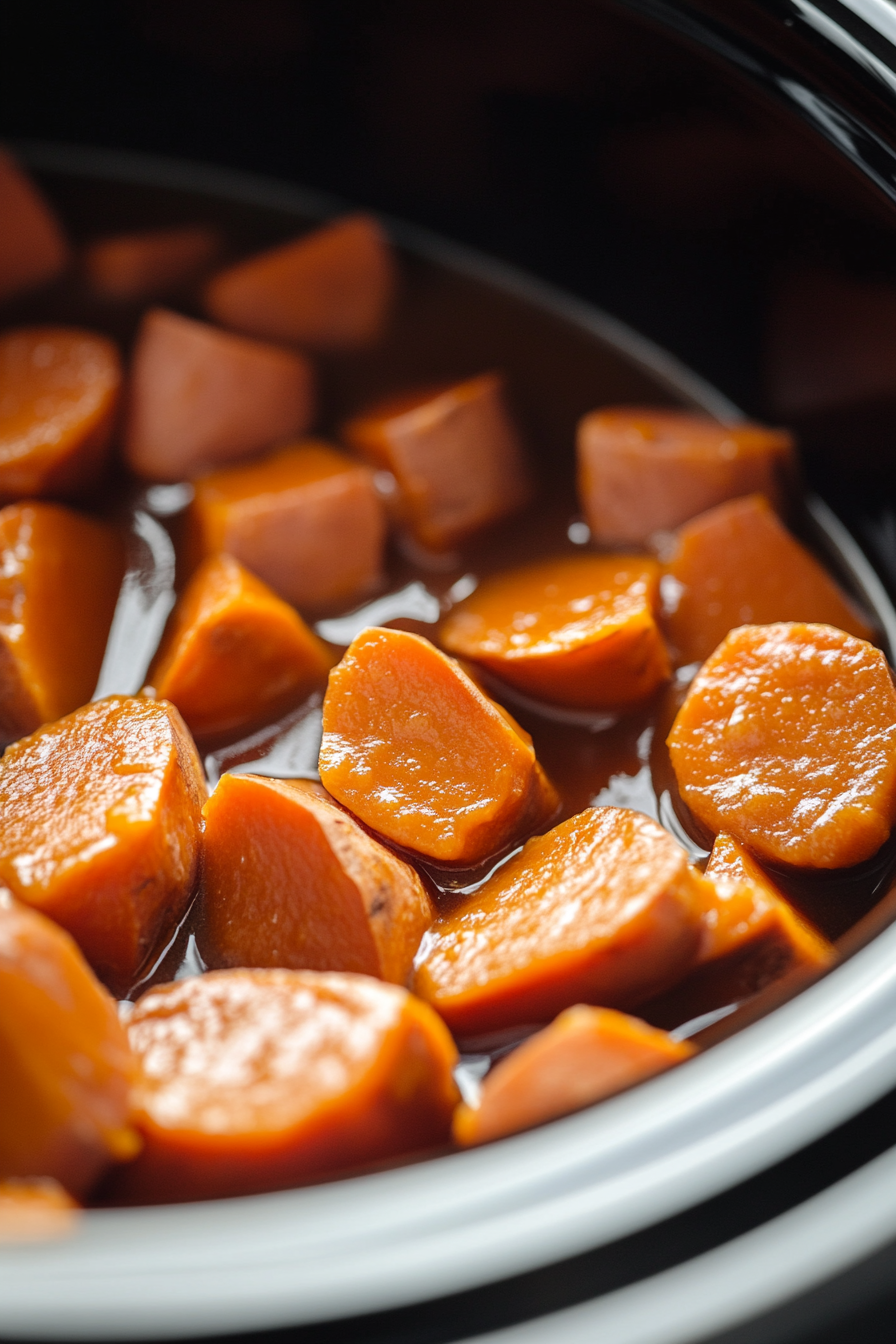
0;151;69;302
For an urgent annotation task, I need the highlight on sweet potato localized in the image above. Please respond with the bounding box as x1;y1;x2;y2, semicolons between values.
185;441;385;612
124;307;315;481
343;373;532;550
0;892;138;1199
144;553;331;739
319;627;559;865
412;806;705;1035
0;326;121;500
204;214;395;350
116;968;459;1202
0;150;69;302
0;696;207;993
577;407;794;546
439;554;670;710
84;225;221;303
668;622;896;869
0;1179;79;1243
662;494;873;665
453;1005;695;1146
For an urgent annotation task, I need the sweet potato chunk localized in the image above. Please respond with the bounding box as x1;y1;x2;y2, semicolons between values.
412;806;705;1034
0;326;121;500
663;494;872;665
343;374;532;550
0;696;207;992
204;214;395;350
145;553;331;739
185;442;385;612
0;150;69;302
453;1005;694;1145
668;623;896;868
0;502;124;743
84;225;220;302
0;893;138;1198
124;308;315;481
439;554;669;710
319;627;558;864
0;1179;79;1243
577;408;794;546
116;969;459;1202
201;775;434;982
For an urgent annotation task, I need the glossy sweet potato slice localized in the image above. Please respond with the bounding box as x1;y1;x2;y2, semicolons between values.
577;408;794;546
124;308;315;481
204;214;395;350
439;554;670;710
343;373;532;550
185;442;385;612
663;494;872;665
0;696;207;993
201;775;434;981
84;225;220;302
668;623;896;868
145;553;331;738
453;1005;694;1146
0;150;69;302
0;1179;79;1242
0;326;121;500
319;627;559;864
0;502;124;743
0;893;138;1198
116;969;459;1202
413;806;705;1034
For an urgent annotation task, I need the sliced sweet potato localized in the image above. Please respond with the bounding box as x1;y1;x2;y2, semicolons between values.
204;214;395;349
439;554;669;709
0;1179;79;1242
343;373;532;550
185;442;385;612
577;407;794;546
453;1005;694;1146
0;696;207;993
116;968;459;1202
412;806;705;1034
319;627;559;864
124;307;315;481
84;225;220;302
0;150;69;302
668;623;896;868
201;775;434;981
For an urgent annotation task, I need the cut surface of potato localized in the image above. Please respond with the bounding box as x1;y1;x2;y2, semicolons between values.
84;225;220;302
0;151;69;302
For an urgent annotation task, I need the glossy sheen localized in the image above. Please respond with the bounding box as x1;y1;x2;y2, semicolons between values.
201;776;434;982
0;1179;79;1243
663;494;872;665
577;407;794;546
145;553;332;739
668;623;896;868
343;373;532;550
439;554;670;709
84;226;221;303
0;696;207;992
0;151;69;303
186;442;385;612
319;627;559;864
412;806;705;1034
0;326;121;499
117;969;459;1203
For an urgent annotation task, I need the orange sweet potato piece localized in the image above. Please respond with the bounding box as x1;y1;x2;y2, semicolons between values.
453;1005;694;1146
663;494;872;665
84;225;220;302
116;969;459;1202
0;326;121;499
204;214;395;350
185;442;385;612
577;407;794;546
319;627;559;864
668;623;896;868
124;308;315;481
0;502;124;743
0;1179;79;1243
0;696;207;993
0;150;69;302
412;806;705;1034
0;893;138;1198
343;373;532;550
439;554;670;710
201;775;434;982
145;553;331;739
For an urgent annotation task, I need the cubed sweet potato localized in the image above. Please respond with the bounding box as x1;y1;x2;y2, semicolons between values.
84;225;220;302
0;151;69;302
